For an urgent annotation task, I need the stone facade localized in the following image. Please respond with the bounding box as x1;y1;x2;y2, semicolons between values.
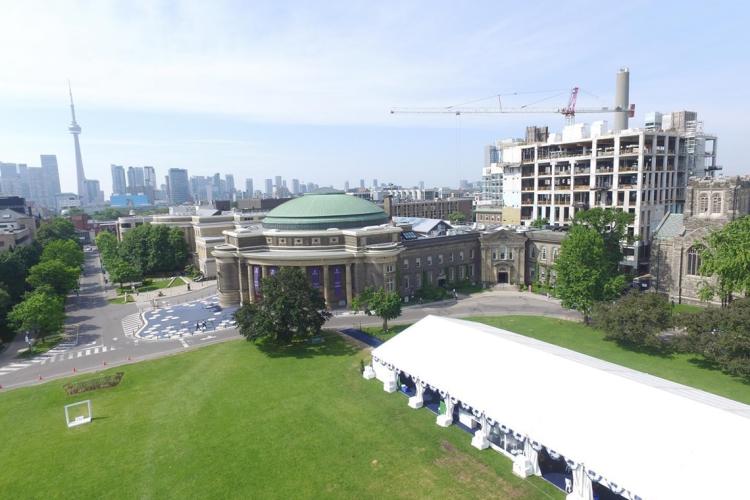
651;176;750;304
525;230;566;286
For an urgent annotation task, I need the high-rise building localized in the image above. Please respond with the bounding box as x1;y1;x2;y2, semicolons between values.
373;179;378;188
40;155;61;205
484;144;500;168
245;178;254;198
144;166;156;188
68;83;88;205
419;181;425;190
360;179;365;189
265;178;273;197
291;178;300;195
84;179;104;205
274;176;282;194
344;181;350;191
127;166;145;194
167;168;190;205
111;165;127;195
190;176;212;204
226;174;235;200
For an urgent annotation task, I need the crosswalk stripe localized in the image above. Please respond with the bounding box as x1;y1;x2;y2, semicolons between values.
85;349;91;356
94;347;100;354
68;354;73;360
102;346;108;353
77;351;82;358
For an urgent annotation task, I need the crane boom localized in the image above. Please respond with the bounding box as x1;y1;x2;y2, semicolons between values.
390;86;635;124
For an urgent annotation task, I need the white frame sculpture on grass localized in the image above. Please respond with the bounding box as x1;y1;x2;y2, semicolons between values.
64;400;92;428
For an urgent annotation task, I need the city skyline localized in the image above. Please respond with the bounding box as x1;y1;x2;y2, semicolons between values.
0;2;748;197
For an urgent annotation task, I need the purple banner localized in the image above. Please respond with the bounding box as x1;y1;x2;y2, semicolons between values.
253;266;262;299
308;266;322;289
332;265;344;300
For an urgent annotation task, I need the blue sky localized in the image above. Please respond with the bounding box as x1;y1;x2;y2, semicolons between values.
0;0;748;195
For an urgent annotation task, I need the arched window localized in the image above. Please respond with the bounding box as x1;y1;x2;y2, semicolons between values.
699;193;709;213
687;247;701;275
711;193;722;214
541;247;547;260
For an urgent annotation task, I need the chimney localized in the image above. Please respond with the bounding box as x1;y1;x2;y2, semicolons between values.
614;68;630;132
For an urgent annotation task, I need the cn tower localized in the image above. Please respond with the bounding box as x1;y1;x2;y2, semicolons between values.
68;82;88;205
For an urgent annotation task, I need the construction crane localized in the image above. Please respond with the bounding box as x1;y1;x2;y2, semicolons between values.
390;86;635;125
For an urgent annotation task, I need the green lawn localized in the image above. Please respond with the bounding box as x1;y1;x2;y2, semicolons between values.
117;277;184;295
672;303;704;314
0;334;559;499
466;316;750;405
362;324;411;342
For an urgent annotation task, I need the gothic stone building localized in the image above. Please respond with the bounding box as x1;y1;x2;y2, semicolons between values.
651;176;750;304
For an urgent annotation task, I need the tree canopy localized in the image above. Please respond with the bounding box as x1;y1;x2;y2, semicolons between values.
555;224;625;322
108;258;143;288
369;288;402;331
36;218;77;247
698;215;750;305
0;244;40;301
8;289;65;340
27;260;80;296
233;267;331;344
41;239;84;269
95;231;119;267
530;217;548;229
93;207;123;221
447;211;466;225
118;225;189;275
592;292;672;351
680;298;750;379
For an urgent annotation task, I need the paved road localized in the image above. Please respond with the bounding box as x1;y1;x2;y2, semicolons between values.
0;252;578;391
0;250;238;391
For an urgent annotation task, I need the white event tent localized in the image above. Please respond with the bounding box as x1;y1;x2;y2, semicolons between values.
369;315;750;500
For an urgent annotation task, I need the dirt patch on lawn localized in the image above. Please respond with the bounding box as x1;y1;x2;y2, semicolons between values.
434;440;527;498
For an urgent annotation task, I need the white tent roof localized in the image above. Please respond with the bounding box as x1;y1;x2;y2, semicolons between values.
371;315;750;500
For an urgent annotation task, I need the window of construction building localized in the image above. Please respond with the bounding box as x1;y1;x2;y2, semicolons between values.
329;236;339;244
311;237;321;245
712;193;722;214
699;193;709;213
266;237;273;244
278;237;287;245
415;257;421;268
294;238;304;246
687;247;701;275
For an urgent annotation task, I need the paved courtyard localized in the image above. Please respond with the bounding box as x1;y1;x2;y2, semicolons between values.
136;295;238;340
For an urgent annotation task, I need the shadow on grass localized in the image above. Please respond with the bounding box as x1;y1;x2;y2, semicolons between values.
605;338;676;359
253;331;360;359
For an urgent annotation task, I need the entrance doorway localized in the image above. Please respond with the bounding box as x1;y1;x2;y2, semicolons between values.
497;271;509;284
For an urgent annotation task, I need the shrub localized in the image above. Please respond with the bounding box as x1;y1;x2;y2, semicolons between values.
592;292;672;351
63;372;124;395
414;285;448;302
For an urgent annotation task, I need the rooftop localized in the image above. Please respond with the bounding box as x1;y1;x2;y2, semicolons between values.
262;192;389;231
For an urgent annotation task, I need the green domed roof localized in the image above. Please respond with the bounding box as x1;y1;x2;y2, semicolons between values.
262;192;389;230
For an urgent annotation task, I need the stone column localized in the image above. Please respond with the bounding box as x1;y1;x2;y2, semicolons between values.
322;264;331;308
216;257;240;307
237;260;245;305
247;264;255;303
345;263;353;306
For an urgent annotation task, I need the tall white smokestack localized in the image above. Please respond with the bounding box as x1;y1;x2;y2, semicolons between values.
614;68;630;132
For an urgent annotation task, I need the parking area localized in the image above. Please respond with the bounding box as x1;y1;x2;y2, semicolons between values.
136;295;238;340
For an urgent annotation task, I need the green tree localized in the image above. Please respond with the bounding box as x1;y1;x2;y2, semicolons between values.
697;216;750;306
168;228;188;271
592;292;672;351
0;286;10;320
554;225;626;323
447;211;466;225
36;217;77;246
530;217;548;229
41;239;84;269
369;288;402;331
572;207;634;270
109;258;143;289
680;298;750;379
95;231;119;268
93;207;123;220
350;286;376;314
0;246;40;301
8;289;65;341
27;260;80;296
233;267;331;344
